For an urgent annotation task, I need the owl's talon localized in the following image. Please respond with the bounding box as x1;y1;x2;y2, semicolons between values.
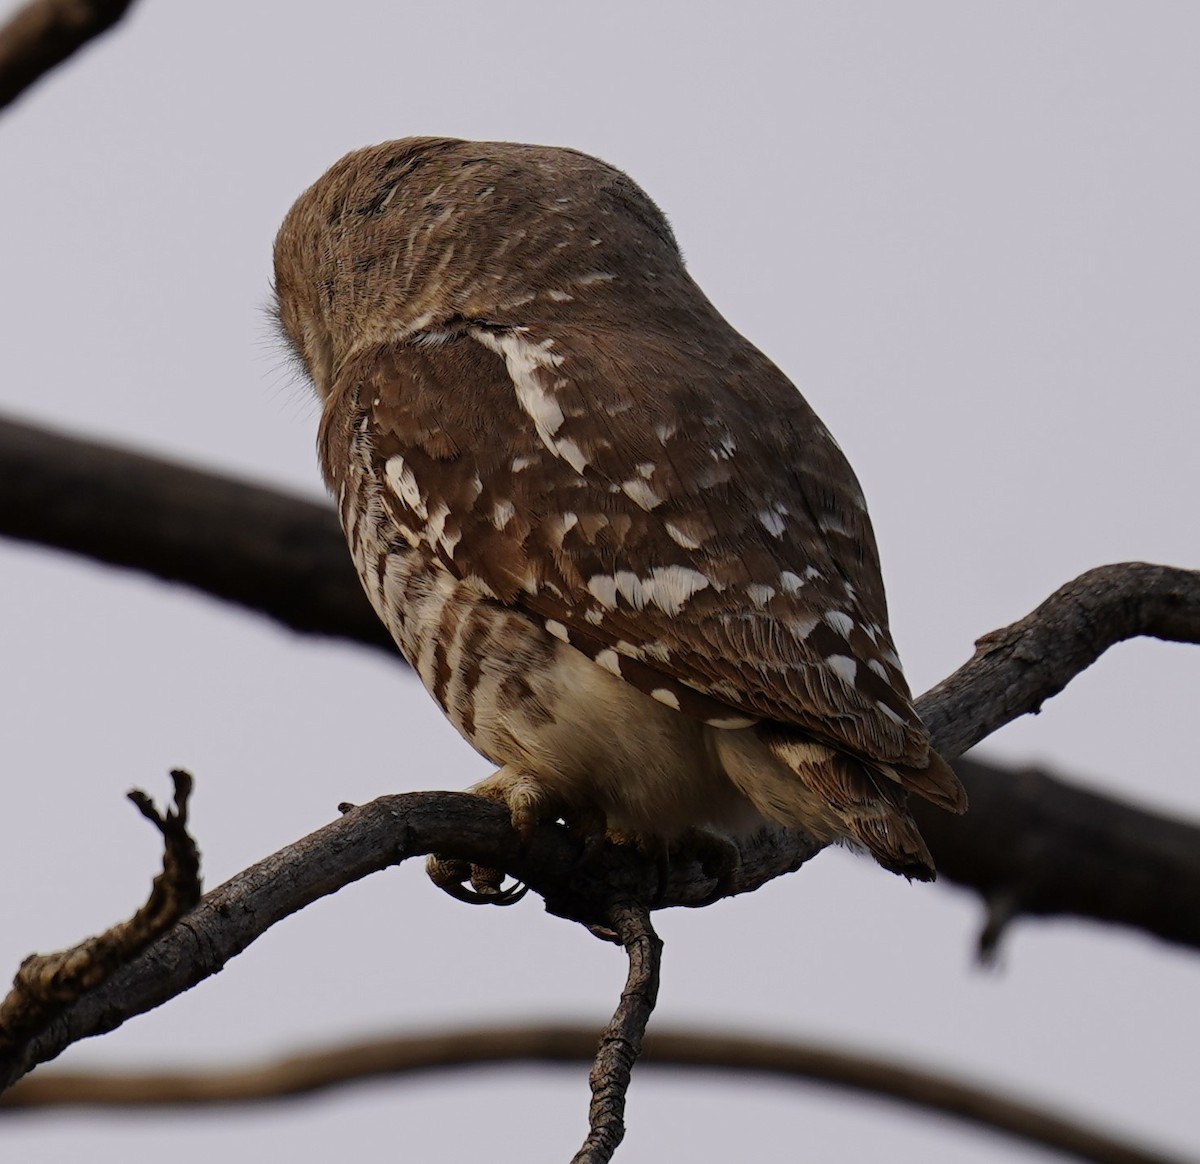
425;855;528;906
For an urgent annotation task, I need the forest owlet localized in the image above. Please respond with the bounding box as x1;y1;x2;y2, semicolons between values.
273;137;966;884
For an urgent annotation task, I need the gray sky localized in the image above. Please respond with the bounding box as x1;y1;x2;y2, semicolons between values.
1;2;1197;1161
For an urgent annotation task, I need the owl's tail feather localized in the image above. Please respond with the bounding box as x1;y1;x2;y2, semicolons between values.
885;750;969;815
716;728;941;881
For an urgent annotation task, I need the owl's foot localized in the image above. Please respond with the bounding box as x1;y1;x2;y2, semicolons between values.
668;828;742;905
426;767;562;906
425;855;528;906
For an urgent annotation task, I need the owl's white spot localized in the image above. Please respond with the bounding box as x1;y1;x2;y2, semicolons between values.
589;237;603;247
385;455;427;520
473;331;566;446
867;659;890;681
584;607;604;625
787;615;820;640
779;571;804;595
650;687;681;710
758;505;788;538
546;289;574;302
411;328;457;348
706;713;759;729
881;647;902;668
621;478;662;510
824;611;855;638
477;185;495;199
358;415;370;433
595;649;623;677
511;455;536;472
876;700;907;726
713;433;737;459
805;565;823;581
746;584;776;608
634;462;656;478
490;499;516;529
587;574;618;609
819;514;851;536
613;571;644;607
771;738;832;766
576;271;616;285
555;197;572;204
376;183;400;212
426;501;451;549
410;312;435;331
467;474;484;501
545;619;570;643
825;655;859;685
655;421;678;443
608;568;710;614
864;623;881;644
555;437;589;473
665;521;704;550
641;639;671;663
440;527;462;557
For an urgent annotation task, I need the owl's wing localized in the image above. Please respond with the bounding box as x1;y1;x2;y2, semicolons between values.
347;312;930;769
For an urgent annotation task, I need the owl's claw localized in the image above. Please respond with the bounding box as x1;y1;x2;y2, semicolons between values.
425;855;529;906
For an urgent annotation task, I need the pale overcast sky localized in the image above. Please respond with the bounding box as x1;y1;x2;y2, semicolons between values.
1;3;1197;1162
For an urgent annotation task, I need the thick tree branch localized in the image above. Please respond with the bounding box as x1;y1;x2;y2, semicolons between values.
0;0;135;111
0;791;819;1094
1;1025;1187;1164
2;414;1199;950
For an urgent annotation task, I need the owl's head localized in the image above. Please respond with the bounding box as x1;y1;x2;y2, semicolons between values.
272;136;682;399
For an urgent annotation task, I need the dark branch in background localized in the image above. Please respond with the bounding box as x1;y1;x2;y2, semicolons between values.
915;756;1200;961
0;0;136;112
1;1026;1186;1164
0;415;394;651
2;412;1199;951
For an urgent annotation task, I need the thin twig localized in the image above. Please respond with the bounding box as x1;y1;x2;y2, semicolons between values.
0;771;200;1068
573;904;663;1164
1;1024;1188;1164
0;0;136;111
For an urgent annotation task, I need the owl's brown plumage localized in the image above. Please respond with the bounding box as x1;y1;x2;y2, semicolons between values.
274;137;965;880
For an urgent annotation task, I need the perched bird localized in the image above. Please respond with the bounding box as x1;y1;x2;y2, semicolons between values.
273;137;965;890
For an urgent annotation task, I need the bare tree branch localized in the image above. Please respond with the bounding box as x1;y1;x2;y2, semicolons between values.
573;904;662;1164
2;413;1198;951
918;562;1200;760
0;0;135;111
0;772;200;1066
1;1025;1188;1164
0;789;819;1094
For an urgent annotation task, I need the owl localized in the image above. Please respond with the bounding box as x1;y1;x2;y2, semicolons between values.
273;137;965;887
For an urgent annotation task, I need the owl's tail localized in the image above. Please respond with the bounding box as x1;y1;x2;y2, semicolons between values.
715;728;965;881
